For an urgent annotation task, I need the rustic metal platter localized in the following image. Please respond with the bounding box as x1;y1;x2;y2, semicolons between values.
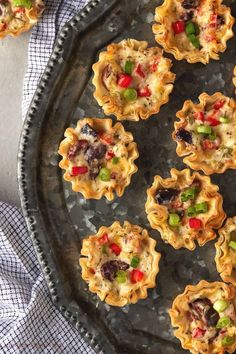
18;0;236;353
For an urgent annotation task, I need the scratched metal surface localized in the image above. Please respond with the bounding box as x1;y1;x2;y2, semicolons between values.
18;0;236;353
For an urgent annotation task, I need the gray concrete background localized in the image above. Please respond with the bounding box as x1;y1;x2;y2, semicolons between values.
0;32;30;208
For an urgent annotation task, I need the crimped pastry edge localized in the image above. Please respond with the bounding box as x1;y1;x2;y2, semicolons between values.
92;38;175;121
79;220;161;306
58;118;139;200
145;168;226;250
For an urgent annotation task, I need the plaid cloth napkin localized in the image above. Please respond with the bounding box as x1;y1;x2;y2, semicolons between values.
1;1;95;353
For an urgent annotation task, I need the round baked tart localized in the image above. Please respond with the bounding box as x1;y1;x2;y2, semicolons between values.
152;0;234;64
0;0;44;39
92;39;175;121
58;118;138;200
169;280;236;354
173;93;236;175
79;221;161;307
145;168;225;250
215;217;236;287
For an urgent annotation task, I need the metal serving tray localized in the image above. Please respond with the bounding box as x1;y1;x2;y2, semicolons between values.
18;0;236;353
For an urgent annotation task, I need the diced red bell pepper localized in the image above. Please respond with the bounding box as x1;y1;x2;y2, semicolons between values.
207;116;220;126
201;139;220;150
192;327;206;338
149;58;160;72
98;233;109;244
172;20;185;34
138;86;152;97
130;269;144;283
135;64;146;78
105;151;115;160
213;99;225;110
71;166;88;176
109;243;121;256
189;218;202;229
99;132;113;145
194;111;204;122
117;73;132;88
209;13;217;28
110;172;117;179
89;268;96;274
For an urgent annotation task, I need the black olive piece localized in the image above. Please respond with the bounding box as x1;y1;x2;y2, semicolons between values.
189;298;212;320
155;189;179;205
182;0;199;9
81;123;98;137
85;144;107;163
176;128;193;144
89;162;100;179
205;307;220;327
217;15;225;26
67;140;89;160
101;260;129;281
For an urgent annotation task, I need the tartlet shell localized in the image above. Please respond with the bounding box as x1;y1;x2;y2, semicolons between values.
0;1;44;39
92;38;175;121
79;220;161;307
58;118;139;200
169;280;236;354
215;216;236;286
145;168;226;250
173;92;236;175
152;0;234;64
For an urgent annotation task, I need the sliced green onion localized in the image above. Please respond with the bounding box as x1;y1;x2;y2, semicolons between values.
219;116;230;124
131;256;140;268
124;60;134;75
188;34;200;48
197;125;212;135
208;132;217;141
102;245;107;254
222;335;235;347
213;299;229;312
185;21;195;35
122;88;137;101
99;167;111;182
169;213;180;227
112;157;119;165
187;206;196;217
195;202;208;214
181;187;198;202
116;270;127;284
12;0;32;8
229;241;236;250
216;316;231;329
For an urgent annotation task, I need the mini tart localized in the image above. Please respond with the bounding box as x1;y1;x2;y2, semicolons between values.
79;221;161;306
0;0;44;39
169;280;236;354
145;168;225;250
215;217;236;287
152;0;234;64
58;118;138;200
92;39;175;121
173;92;236;175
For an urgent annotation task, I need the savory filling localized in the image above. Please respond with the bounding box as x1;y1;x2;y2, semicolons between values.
67;122;128;184
88;229;150;293
175;98;235;167
155;179;209;232
188;296;236;347
171;0;227;52
101;47;170;110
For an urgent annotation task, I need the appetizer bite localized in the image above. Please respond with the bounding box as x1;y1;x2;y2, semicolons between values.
0;0;44;39
173;93;236;175
79;221;161;306
92;39;175;121
169;280;236;354
152;0;234;64
58;118;138;200
145;168;225;250
215;217;236;287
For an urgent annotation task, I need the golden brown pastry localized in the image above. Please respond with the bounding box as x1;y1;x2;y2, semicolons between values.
173;92;236;175
0;0;44;39
79;221;161;306
169;280;236;354
92;39;175;121
145;168;226;250
58;118;138;200
215;217;236;287
152;0;234;64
